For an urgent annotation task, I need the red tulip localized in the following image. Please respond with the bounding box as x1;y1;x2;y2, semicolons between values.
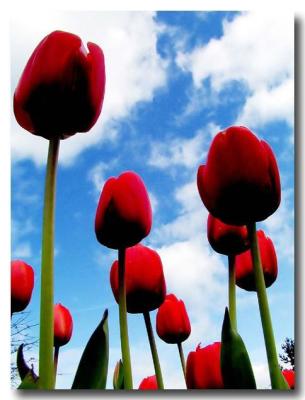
110;244;166;313
282;369;294;389
14;30;105;140
186;342;224;389
207;213;250;256
11;260;34;314
235;230;278;291
197;126;281;226
95;171;152;249
156;294;191;344
54;303;73;347
138;375;158;390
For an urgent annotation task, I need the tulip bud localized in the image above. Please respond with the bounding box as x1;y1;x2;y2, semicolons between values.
235;230;278;291
11;260;34;314
14;30;105;139
54;303;73;347
95;171;152;249
207;213;250;256
197;126;281;226
282;369;295;389
156;294;191;344
186;342;224;389
110;244;166;314
138;375;158;390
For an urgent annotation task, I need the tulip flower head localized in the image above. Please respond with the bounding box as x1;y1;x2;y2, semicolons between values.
235;230;278;291
282;369;295;389
110;244;166;314
95;171;152;249
156;294;191;344
207;213;250;256
186;342;224;389
14;30;105;139
54;303;73;347
138;375;158;390
11;260;34;314
197;126;281;226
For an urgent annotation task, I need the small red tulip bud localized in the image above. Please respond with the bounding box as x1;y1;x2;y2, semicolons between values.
207;213;250;255
138;375;158;390
156;294;191;344
110;244;166;314
11;260;34;314
186;342;224;389
95;171;152;249
54;303;73;347
197;126;281;225
282;369;294;389
14;30;105;139
235;230;278;291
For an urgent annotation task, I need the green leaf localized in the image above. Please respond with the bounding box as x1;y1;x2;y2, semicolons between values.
113;359;124;389
17;344;31;381
18;370;39;389
221;307;257;389
71;309;109;389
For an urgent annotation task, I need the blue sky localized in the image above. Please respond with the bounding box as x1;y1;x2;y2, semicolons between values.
10;11;294;389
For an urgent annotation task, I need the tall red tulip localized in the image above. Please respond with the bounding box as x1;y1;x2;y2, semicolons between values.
110;244;166;314
186;342;224;389
282;369;295;389
11;260;34;314
207;213;249;256
235;230;278;291
14;30;105;140
156;294;191;344
197;126;281;226
54;303;73;347
138;375;158;390
95;172;152;249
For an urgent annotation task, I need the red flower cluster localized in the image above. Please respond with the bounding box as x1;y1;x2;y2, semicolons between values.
95;172;152;249
207;213;249;256
11;260;34;314
186;342;223;389
54;303;73;347
110;244;166;314
14;30;105;140
156;294;191;344
197;126;281;226
235;230;278;291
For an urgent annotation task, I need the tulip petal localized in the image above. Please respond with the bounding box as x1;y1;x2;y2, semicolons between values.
221;308;257;389
71;309;109;389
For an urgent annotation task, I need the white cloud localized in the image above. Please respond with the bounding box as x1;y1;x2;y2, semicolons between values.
253;363;271;390
148;123;220;171
87;161;113;196
261;188;294;266
176;12;293;128
11;11;168;166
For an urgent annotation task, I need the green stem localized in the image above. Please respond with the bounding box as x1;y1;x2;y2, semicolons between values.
118;247;133;389
39;138;60;390
54;346;60;386
143;311;164;389
177;342;186;385
228;254;237;331
247;222;289;390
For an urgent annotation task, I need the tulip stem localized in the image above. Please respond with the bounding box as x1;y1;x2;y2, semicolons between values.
53;345;60;385
177;342;186;384
143;311;164;389
39;138;60;390
228;254;237;331
118;247;133;389
247;222;289;389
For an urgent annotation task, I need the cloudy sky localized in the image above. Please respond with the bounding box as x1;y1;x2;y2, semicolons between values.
10;11;294;389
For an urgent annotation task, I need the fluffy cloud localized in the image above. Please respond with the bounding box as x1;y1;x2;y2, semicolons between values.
148;122;219;171
176;12;293;128
11;11;168;166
